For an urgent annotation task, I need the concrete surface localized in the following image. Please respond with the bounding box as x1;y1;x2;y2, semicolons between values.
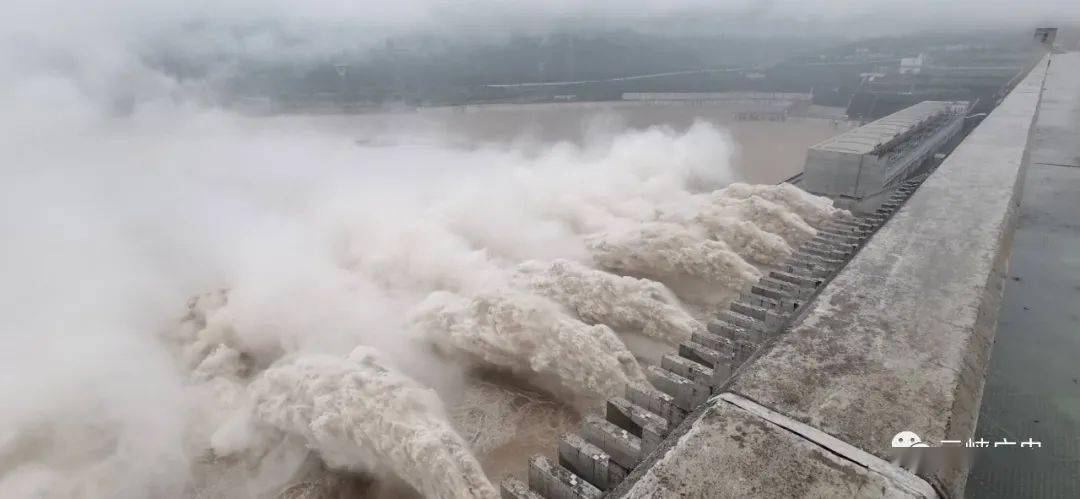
617;55;1051;498
801;102;966;213
967;52;1080;498
729;55;1048;498
624;395;933;499
811;101;955;155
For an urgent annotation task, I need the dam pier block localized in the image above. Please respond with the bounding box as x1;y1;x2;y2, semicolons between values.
501;155;921;498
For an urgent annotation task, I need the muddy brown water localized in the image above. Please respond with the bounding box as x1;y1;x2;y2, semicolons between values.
280;101;854;185
267;101;852;496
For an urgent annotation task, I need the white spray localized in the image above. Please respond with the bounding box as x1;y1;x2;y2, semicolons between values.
513;259;704;345
410;289;647;406
715;183;846;229
248;348;498;499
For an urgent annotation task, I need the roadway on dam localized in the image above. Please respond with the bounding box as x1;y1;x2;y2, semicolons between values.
968;51;1080;498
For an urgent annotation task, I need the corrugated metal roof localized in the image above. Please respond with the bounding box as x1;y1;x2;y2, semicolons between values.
811;101;957;155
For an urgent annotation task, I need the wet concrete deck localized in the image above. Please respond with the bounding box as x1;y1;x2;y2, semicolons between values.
967;51;1080;498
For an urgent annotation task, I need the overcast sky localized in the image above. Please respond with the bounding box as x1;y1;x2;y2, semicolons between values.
2;0;1077;107
7;0;1079;43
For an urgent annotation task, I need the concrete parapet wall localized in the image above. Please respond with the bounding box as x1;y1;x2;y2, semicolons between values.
623;394;936;498
616;55;1051;498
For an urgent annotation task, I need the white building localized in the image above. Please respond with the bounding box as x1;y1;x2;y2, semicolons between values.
799;100;969;212
899;54;926;75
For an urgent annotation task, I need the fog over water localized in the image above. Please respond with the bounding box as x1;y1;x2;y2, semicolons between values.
301;105;850;184
1;88;841;497
1;0;1068;497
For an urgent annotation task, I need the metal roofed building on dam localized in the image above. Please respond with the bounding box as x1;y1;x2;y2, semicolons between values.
502;40;1075;499
798;100;968;213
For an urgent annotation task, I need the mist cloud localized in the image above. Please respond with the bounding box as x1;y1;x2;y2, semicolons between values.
4;0;1077;113
0;0;1068;497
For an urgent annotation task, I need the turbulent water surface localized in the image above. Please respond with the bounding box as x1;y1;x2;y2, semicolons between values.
3;85;845;497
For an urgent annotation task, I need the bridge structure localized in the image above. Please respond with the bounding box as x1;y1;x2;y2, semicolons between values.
499;45;1073;499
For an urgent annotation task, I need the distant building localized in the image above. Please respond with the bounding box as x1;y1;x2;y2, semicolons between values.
621;92;809;104
859;72;886;83
799;100;969;212
733;107;790;121
621;92;809;120
1034;28;1057;47
899;54;926;75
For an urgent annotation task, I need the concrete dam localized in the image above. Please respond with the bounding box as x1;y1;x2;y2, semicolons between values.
500;50;1068;499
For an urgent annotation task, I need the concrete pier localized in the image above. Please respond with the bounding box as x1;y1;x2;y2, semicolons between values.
528;456;601;499
557;434;624;491
581;416;643;470
606;398;669;455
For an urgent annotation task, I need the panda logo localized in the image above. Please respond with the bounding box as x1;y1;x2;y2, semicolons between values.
891;431;929;448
